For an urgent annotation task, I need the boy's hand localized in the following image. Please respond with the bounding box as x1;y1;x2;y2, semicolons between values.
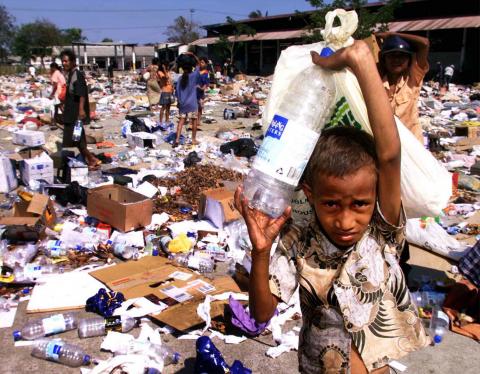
234;186;291;255
310;40;373;72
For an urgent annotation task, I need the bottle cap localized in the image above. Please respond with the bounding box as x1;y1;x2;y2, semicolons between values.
433;334;442;344
172;352;181;364
83;355;91;365
320;47;334;57
152;249;159;256
12;330;22;341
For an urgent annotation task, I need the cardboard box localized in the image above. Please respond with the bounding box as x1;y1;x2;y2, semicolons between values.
0;156;18;193
13;130;46;147
127;132;158;148
20;152;54;185
0;192;56;228
66;164;89;184
87;184;153;232
89;256;241;331
455;124;480;139
199;187;241;228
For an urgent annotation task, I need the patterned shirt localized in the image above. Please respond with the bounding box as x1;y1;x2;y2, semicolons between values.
269;203;429;373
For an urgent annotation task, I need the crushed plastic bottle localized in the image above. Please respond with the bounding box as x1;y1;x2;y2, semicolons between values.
171;254;214;273
242;63;336;217
112;242;140;260
78;315;138;338
3;243;38;268
43;240;68;257
31;340;91;367
14;264;63;282
13;312;78;341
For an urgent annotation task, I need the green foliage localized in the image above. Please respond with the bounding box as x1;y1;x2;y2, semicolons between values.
13;19;63;63
101;38;114;43
0;6;16;61
61;28;86;44
304;0;402;41
165;16;200;45
248;10;263;19
215;17;256;61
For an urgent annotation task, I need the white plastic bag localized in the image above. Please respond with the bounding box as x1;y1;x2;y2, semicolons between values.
263;9;452;218
406;218;470;261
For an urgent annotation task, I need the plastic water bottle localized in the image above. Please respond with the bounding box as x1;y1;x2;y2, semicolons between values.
112;242;140;260
159;235;172;256
150;344;181;366
429;306;449;345
78;315;138;338
14;264;62;282
72;120;83;142
43;240;68;257
13;312;78;340
172;254;214;273
31;340;91;367
242;63;336;217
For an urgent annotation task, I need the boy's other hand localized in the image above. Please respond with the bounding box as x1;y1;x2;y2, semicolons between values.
234;186;291;255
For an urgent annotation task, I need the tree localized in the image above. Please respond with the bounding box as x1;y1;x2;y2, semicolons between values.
248;10;263;19
61;28;86;44
0;5;16;62
101;38;113;43
165;16;200;45
215;17;256;62
305;0;402;41
13;19;63;65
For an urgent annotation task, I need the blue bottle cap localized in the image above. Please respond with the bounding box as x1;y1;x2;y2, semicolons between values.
83;355;91;365
434;335;442;344
152;249;159;256
12;330;22;341
173;352;181;364
22;288;30;294
320;47;334;57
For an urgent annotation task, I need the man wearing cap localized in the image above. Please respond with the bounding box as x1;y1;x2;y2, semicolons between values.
376;32;429;143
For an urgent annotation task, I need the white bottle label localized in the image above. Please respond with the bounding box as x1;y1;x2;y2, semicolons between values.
45;341;63;361
23;264;43;278
253;114;320;186
436;310;449;324
42;314;67;335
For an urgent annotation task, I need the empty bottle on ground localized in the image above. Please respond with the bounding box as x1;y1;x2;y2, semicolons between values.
242;62;336;217
150;344;181;366
429;305;449;345
107;240;140;260
31;340;91;367
78;315;138;338
171;254;214;273
72;120;83;142
43;240;68;257
13;312;78;340
14;264;62;282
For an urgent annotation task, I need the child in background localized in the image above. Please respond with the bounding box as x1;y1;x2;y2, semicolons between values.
197;57;210;126
158;60;174;127
235;41;428;373
174;54;200;147
49;62;66;127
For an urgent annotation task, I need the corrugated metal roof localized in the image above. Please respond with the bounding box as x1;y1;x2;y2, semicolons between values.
190;29;305;46
388;16;480;31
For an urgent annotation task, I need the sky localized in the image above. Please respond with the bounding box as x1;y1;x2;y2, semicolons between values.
3;0;317;44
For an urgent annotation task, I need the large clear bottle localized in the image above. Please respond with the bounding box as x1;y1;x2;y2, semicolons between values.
243;64;336;217
78;315;138;338
13;312;78;341
31;340;91;367
429;305;449;345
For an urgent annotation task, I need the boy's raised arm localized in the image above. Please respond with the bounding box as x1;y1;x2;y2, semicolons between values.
311;41;401;225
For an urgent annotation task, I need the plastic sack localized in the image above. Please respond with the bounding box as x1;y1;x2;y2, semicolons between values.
406;218;470;261
263;8;452;218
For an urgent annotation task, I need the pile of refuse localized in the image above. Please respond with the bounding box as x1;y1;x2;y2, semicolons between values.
0;61;480;372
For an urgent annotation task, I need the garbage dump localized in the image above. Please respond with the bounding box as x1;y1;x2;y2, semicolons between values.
0;7;479;374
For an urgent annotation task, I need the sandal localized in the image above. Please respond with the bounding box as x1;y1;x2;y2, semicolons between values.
172;142;179;148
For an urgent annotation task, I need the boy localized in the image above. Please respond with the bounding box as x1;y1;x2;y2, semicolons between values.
235;41;428;373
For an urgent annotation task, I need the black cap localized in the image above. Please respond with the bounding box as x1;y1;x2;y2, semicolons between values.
381;35;413;55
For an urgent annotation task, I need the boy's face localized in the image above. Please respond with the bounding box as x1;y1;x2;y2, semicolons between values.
384;52;410;76
303;166;377;248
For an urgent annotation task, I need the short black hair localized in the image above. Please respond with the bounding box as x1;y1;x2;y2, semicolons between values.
60;49;76;63
304;126;378;186
152;57;159;65
50;62;59;69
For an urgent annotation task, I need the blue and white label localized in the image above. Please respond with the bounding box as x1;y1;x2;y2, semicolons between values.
45;341;63;361
42;314;66;335
266;115;288;140
254;115;320;186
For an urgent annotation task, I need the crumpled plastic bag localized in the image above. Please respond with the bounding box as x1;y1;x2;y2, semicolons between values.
406;218;470;260
229;295;271;336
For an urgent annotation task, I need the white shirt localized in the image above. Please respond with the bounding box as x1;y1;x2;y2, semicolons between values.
444;66;454;77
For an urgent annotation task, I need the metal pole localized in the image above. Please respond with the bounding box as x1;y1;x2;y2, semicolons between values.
132;46;136;70
122;45;126;70
83;45;88;65
459;28;467;73
259;40;263;75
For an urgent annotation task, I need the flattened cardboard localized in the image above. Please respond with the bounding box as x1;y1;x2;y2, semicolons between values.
0;193;56;227
87;184;153;232
199;188;241;228
90;256;241;331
